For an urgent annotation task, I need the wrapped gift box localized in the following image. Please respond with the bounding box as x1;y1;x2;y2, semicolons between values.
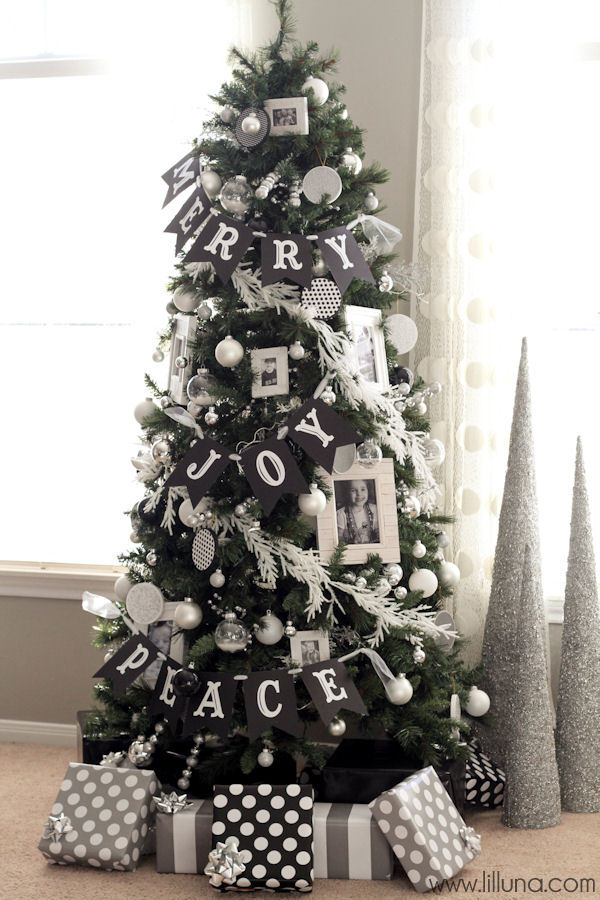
320;739;465;812
370;766;481;893
209;784;313;892
313;802;393;880
156;798;213;873
465;741;504;808
39;762;158;870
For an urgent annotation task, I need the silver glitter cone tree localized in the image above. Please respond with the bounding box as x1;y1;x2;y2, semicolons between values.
481;337;551;766
502;544;561;829
555;437;600;812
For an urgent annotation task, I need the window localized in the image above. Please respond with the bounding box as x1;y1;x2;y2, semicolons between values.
0;0;242;565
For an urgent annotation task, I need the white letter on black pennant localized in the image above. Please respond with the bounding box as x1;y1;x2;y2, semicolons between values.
285;398;361;473
162;151;200;208
243;670;302;741
261;233;313;288
184;214;254;283
93;633;161;698
164;187;212;254
149;656;185;729
241;436;309;515
317;227;375;294
300;659;367;724
181;672;237;739
163;436;231;509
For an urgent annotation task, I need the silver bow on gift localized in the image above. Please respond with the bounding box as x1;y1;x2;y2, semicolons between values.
153;791;192;814
99;751;126;767
43;813;73;841
460;825;482;853
205;836;246;887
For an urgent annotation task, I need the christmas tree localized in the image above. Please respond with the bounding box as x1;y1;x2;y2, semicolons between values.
85;0;480;791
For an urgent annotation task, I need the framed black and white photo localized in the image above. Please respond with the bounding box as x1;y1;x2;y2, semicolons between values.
316;459;400;564
140;602;185;687
289;629;330;667
343;305;389;391
264;97;309;136
169;314;197;404
250;346;290;399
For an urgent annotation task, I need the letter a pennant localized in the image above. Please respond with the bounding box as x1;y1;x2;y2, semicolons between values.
285;398;361;473
163;436;231;508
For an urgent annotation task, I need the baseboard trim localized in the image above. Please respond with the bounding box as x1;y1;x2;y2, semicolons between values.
0;718;77;747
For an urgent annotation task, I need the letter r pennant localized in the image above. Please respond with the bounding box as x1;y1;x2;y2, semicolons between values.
184;213;254;283
163;436;231;509
285;398;361;473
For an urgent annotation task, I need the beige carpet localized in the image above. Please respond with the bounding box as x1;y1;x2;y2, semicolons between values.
2;742;598;900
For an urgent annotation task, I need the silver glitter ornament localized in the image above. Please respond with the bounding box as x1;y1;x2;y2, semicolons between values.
257;747;274;767
320;387;336;406
355;576;367;589
175;355;188;369
152;348;165;362
302;166;342;204
413;647;426;664
481;339;549;769
328;716;347;737
501;545;561;828
555;438;600;812
128;735;154;767
160;395;172;409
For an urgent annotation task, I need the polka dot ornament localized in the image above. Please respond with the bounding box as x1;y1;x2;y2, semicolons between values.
211;783;313;891
38;763;157;871
465;741;505;808
300;278;342;320
192;527;218;571
369;766;481;891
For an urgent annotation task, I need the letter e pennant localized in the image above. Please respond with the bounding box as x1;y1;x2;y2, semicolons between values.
300;659;367;725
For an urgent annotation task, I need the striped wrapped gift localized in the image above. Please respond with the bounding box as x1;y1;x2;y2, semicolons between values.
313;802;394;880
156;798;213;873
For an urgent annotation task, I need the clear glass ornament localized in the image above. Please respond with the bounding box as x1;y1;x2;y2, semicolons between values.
214;611;249;653
220;175;253;217
356;439;383;468
187;367;217;406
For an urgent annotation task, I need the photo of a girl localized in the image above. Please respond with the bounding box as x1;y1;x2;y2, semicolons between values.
335;478;380;545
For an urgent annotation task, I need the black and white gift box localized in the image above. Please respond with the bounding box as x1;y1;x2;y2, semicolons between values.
312;802;393;880
465;741;505;808
370;766;481;893
210;783;314;892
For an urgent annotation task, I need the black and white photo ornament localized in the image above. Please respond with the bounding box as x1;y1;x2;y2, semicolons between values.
163;435;231;509
162;151;200;208
235;107;271;149
300;277;342;319
317;227;375;295
181;672;237;739
164;187;212;254
285;397;361;473
242;669;303;741
93;633;161;697
241;437;309;516
184;213;254;284
300;658;367;725
261;233;313;288
302;165;342;204
191;528;218;571
125;582;165;624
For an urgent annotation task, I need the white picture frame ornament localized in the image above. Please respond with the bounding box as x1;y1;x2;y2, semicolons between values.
250;346;290;399
139;602;186;687
343;305;390;392
289;629;330;667
316;458;401;564
263;96;309;136
169;314;197;404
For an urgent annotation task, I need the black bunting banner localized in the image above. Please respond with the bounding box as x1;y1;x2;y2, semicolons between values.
149;655;186;730
162;151;200;208
299;659;368;724
261;233;313;288
93;633;161;698
285;398;361;473
164;187;212;254
181;672;237;739
243;670;302;741
317;227;376;295
184;213;254;283
241;436;309;516
163;436;231;509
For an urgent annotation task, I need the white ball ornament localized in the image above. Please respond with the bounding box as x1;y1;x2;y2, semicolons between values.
364;191;379;211
134;398;156;424
200;167;222;199
412;540;427;559
355;576;367;589
436;531;450;549
298;484;327;517
174;598;204;630
241;111;261;134
209;568;226;588
152;348;164;362
439;560;461;588
173;285;200;313
114;574;133;602
288;341;305;360
215;335;244;367
302;75;329;106
258;748;274;768
385;674;413;705
408;568;439;598
341;147;362;174
255;611;285;645
465;685;490;717
328;716;346;737
220;105;235;123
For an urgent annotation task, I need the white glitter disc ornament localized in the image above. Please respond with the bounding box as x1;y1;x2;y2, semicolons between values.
191;528;217;571
125;583;165;624
386;313;419;355
302;166;342;204
301;278;342;319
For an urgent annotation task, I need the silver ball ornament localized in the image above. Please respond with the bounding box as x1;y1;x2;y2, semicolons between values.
429;381;442;395
255;611;285;645
465;686;490;717
172;285;200;313
384;564;403;586
436;531;450;549
215;335;244;367
209;569;226;588
397;382;411;396
220;105;234;123
241;111;260;134
298;484;327;517
151;438;170;464
321;387;336;406
160;395;172;409
403;495;421;519
193;734;205;746
340;147;362;174
177;776;191;790
128;736;154;767
257;748;274;768
356;439;383;468
174;598;203;629
412;541;427;559
328;716;347;737
439;560;461;588
355;576;367;589
284;620;296;637
186;755;199;768
197;302;212;322
289;341;305;360
130;531;140;543
152;348;165;362
134;398;156;424
234;502;248;516
220;175;252;217
379;272;394;293
417;401;428;415
394;586;408;600
385;674;413;705
204;406;219;426
364;191;379;211
214;612;249;653
200;167;222;199
408;568;438;598
413;647;426;664
301;75;329;106
146;550;157;566
175;355;188;369
379;578;392;594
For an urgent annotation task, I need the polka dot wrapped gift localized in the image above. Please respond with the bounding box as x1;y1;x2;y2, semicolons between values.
209;784;314;892
369;766;481;893
38;762;157;871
